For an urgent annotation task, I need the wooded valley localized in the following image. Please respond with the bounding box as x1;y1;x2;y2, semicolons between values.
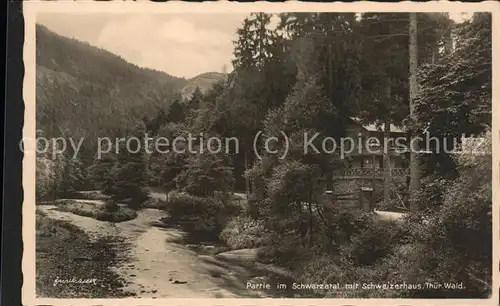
35;12;492;299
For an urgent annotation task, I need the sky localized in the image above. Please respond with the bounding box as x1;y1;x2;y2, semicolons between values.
37;12;472;79
37;13;249;78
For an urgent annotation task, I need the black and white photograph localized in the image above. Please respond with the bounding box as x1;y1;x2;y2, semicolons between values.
22;1;497;305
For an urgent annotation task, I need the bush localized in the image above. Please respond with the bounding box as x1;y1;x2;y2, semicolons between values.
94;207;137;223
256;230;309;267
176;153;234;197
329;211;374;244
219;216;270;249
36;157;59;201
255;211;398;268
295;255;401;298
164;192;236;236
413;175;450;212
53;199;78;205
388;130;492;298
295;240;423;298
72;191;110;201
141;197;169;209
295;255;342;286
103;199;120;212
246;197;261;218
55;200;137;223
339;218;401;266
115;197;150;210
408;185;492;298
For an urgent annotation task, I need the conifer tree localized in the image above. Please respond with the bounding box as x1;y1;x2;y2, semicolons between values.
89;153;117;195
414;13;491;177
111;121;151;206
57;153;84;197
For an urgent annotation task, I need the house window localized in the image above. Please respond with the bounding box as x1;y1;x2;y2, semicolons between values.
367;138;380;147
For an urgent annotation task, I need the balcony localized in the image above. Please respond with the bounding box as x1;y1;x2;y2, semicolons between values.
346;145;409;156
333;167;408;179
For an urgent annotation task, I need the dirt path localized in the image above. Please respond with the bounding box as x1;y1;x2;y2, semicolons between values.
37;206;289;298
373;210;405;222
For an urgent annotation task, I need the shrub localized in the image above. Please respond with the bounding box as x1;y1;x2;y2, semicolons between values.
219;216;270;249
329;211;374;244
141;197;168;209
377;243;430;297
176;153;234;197
72;191;110;201
256;230;309;267
256;211;390;268
55;200;137;223
410;185;492;298
296;255;341;284
390;130;492;298
339;218;400;266
55;202;95;218
103;199;120;212
164;192;235;236
94;207;137;223
246;197;261;218
53;199;78;205
116;197;149;210
413;175;450;212
36;157;57;201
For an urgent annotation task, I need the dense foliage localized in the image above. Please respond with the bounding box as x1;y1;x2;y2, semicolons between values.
36;25;186;164
163;191;240;237
36;12;492;298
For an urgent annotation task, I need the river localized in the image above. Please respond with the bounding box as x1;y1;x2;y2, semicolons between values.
37;205;296;298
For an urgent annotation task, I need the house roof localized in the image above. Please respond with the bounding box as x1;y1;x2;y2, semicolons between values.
350;117;405;133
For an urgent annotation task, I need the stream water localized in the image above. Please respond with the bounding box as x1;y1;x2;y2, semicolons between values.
37;205;310;298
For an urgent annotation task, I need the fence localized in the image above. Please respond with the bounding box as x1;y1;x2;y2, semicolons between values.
324;187;374;213
332;167;408;178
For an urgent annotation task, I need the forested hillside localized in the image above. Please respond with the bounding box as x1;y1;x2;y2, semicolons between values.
36;24;187;160
181;72;227;100
35;12;492;299
141;12;491;298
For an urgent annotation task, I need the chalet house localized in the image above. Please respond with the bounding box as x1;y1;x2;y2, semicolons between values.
333;117;409;179
330;117;410;210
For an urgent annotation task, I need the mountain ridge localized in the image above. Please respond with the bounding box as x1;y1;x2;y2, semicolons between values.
36;24;188;163
36;24;226;163
181;72;228;100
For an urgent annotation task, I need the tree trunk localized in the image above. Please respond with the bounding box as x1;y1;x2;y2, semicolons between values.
371;155;376;191
244;150;250;198
328;44;333;102
445;31;453;55
409;13;421;211
308;202;313;247
383;79;391;208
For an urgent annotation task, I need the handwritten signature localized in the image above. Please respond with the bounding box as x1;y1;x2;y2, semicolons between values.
53;276;98;286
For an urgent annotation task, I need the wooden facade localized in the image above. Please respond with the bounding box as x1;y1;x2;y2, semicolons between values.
331;118;410;210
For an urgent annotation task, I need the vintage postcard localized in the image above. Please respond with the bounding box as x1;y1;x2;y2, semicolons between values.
22;1;498;305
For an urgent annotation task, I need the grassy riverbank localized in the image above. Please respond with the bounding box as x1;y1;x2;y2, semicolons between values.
36;212;134;298
53;199;138;223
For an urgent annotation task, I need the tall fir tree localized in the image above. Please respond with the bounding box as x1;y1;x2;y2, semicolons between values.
111;121;151;207
57;153;85;197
